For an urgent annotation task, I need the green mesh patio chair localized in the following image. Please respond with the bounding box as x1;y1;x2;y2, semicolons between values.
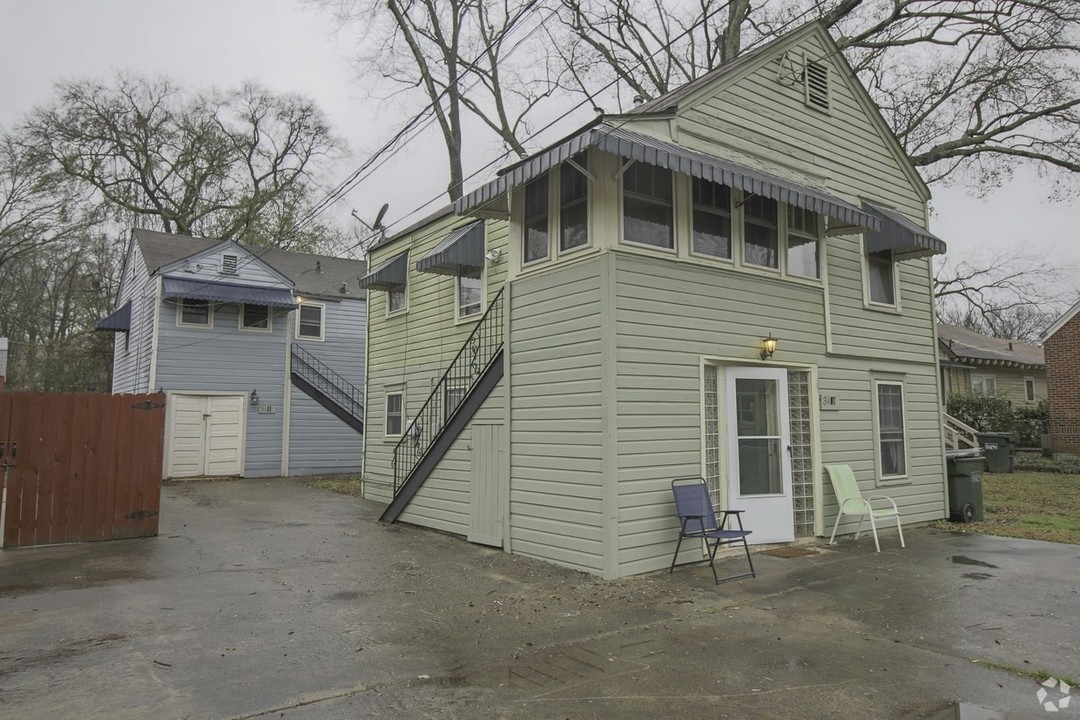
824;464;905;552
669;476;755;584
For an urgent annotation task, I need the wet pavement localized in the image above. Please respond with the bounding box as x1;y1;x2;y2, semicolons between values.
1;476;1077;719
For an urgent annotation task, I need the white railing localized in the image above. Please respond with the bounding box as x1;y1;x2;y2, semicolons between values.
943;413;980;450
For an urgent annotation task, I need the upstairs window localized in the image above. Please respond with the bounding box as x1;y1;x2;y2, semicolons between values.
867;250;896;306
787;206;820;278
178;299;212;328
560;154;589;252
240;303;271;332
743;195;779;269
388;284;407;314
623;162;673;249
297;302;325;340
691;178;732;259
457;272;482;319
523;174;550;264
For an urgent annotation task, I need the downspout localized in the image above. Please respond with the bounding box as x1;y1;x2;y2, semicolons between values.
281;305;293;476
148;276;162;393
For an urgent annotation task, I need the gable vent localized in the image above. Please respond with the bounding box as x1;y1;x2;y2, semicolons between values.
221;253;238;275
804;58;830;111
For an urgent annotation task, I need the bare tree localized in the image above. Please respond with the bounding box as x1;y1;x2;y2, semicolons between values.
315;0;564;200
934;250;1073;341
22;74;342;248
0;131;94;271
556;0;1080;195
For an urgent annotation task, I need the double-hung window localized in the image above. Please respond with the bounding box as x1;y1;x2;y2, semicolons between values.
296;302;325;340
875;381;907;478
972;375;996;396
1025;377;1036;402
388;282;407;314
867;250;896;306
385;390;404;437
787;206;820;278
240;303;271;332
521;152;591;265
178;299;212;327
560;156;589;252
743;195;779;269
622;162;674;249
457;272;482;319
691;178;732;259
523;174;550;264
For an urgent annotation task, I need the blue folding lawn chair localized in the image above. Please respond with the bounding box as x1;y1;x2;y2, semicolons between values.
669;476;755;584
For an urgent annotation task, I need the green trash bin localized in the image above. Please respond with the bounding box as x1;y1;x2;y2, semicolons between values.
947;454;985;523
978;432;1016;473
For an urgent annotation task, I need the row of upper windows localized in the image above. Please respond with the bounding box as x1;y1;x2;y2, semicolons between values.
384;272;482;321
175;299;326;340
520;155;902;309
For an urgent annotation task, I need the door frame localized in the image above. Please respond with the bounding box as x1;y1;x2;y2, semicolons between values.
699;357;825;539
164;391;249;479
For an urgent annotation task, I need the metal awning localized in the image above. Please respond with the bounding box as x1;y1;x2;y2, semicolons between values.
862;202;947;259
456;123;880;232
161;277;298;308
415;221;485;276
357;252;408;291
95;301;131;332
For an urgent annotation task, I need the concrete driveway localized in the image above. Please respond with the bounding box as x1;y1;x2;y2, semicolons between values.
1;477;1077;719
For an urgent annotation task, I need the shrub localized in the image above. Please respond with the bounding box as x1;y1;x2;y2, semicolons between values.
947;392;1014;432
1015;451;1080;475
1013;401;1050;448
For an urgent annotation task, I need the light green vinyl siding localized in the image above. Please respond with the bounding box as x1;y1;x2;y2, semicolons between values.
509;258;605;574
614;252;827;576
361;214;509;534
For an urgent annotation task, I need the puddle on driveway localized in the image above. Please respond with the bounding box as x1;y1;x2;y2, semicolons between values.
949;556;999;569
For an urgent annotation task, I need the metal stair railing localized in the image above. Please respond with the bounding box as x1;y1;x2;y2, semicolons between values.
392;287;504;496
291;344;365;423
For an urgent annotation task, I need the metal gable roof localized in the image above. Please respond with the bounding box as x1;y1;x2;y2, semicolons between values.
457;124;879;232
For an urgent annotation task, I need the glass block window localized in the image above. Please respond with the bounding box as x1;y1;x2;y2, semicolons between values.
788;370;814;537
704;364;721;506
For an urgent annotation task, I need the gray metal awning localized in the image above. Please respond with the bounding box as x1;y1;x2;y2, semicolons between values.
95;301;131;332
862;202;947;259
415;221;485;276
162;277;298;308
357;252;408;291
456;123;880;232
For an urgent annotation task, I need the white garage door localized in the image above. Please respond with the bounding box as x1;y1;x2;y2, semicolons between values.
167;394;245;478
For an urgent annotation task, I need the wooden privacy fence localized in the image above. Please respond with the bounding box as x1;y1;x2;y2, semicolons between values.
0;392;166;549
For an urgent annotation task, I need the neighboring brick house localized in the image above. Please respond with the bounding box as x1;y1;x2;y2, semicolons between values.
1041;301;1080;453
937;324;1046;407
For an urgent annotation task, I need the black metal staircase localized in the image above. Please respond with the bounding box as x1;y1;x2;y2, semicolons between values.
291;344;365;433
380;287;505;523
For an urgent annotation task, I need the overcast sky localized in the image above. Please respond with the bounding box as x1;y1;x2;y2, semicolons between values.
1;0;1076;296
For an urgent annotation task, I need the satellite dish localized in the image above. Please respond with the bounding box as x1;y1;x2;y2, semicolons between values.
372;203;389;231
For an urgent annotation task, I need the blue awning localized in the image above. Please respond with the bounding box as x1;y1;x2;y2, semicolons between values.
96;301;131;332
358;252;408;291
862;202;947;259
416;221;484;276
161;277;298;308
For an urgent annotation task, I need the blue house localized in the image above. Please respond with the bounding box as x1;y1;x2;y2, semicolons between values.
98;229;367;479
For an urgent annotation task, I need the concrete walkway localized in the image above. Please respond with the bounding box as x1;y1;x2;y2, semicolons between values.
1;477;1077;719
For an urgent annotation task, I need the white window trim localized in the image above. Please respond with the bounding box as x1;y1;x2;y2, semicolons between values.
521;172;554;268
872;378;909;484
238;303;273;333
296;301;326;341
443;383;468;422
385;283;408;318
619;162;677;253
1024;376;1036;402
861;239;902;312
176;298;214;329
384;388;405;440
784;206;823;280
688;176;735;264
454;271;485;324
972;374;997;396
557;158;592;258
741;195;782;274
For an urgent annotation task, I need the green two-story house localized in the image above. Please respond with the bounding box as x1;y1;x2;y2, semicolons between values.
359;22;949;579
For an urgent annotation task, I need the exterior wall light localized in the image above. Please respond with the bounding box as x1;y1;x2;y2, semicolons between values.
760;334;778;361
484;248;502;263
251;388;259;406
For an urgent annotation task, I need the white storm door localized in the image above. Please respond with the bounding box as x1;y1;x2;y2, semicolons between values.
726;368;794;544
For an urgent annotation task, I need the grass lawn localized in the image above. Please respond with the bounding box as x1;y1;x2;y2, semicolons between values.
930;470;1080;545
